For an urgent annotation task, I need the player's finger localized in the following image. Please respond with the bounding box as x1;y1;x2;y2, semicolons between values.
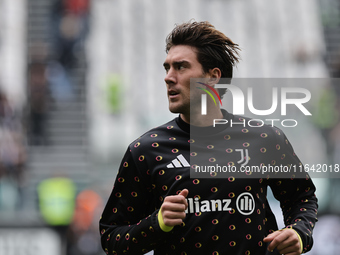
162;210;186;220
276;235;300;254
276;237;299;250
279;245;301;255
265;231;289;252
162;210;186;226
263;231;281;243
161;201;186;212
179;189;189;198
164;194;187;204
179;189;189;209
162;218;184;226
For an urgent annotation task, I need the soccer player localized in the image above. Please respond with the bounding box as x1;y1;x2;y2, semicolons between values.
99;21;318;255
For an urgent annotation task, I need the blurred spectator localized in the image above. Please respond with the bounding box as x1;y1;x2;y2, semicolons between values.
332;49;340;79
0;90;27;210
51;0;89;70
28;61;48;145
37;175;76;226
312;85;339;164
46;61;75;101
67;189;103;255
37;175;77;253
47;0;89;103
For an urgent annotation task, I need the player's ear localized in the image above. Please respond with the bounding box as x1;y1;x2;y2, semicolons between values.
207;68;221;86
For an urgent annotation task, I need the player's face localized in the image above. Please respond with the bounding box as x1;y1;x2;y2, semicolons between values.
163;45;207;116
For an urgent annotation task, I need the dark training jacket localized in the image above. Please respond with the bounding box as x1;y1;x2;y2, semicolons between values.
100;110;318;255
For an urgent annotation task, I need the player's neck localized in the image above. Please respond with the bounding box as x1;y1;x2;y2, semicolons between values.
180;108;223;127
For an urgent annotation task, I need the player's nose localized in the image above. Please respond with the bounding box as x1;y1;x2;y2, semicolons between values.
164;68;177;85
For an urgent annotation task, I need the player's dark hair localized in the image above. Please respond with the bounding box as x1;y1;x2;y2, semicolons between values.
165;21;240;97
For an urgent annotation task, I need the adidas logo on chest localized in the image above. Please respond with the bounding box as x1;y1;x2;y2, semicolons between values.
166;154;190;168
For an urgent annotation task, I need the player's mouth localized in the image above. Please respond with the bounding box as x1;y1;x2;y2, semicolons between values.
168;90;180;99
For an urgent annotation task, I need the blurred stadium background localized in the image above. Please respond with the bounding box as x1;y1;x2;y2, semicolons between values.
0;0;339;254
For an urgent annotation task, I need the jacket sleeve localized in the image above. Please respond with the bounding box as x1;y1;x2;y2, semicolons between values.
99;147;171;254
268;127;318;254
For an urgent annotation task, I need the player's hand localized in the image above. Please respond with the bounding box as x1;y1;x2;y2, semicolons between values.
263;229;302;255
160;189;189;227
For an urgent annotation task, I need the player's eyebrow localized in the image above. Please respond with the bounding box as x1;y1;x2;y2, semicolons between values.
163;60;190;68
163;62;169;69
